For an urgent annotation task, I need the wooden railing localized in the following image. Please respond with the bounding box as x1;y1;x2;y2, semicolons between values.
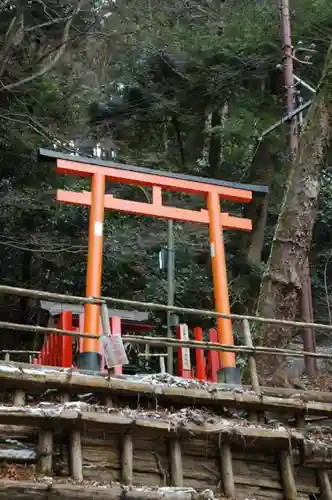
0;284;330;383
1;350;39;363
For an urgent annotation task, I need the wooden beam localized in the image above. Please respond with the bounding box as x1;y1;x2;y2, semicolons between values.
56;159;253;202
57;190;252;231
40;147;268;195
0;362;331;416
0;480;200;500
0;405;304;446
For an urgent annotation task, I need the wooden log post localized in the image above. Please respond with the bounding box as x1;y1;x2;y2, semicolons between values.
243;320;260;394
60;393;70;404
279;450;297;500
219;441;235;498
243;319;261;422
121;432;133;485
159;355;166;374
104;395;114;408
13;389;26;406
295;413;305;429
69;429;83;482
318;470;332;500
37;430;53;475
170;439;183;487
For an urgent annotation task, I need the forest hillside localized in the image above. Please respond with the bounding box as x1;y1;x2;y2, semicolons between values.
1;0;332;381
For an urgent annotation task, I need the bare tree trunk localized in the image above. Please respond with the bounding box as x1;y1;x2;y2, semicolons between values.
247;195;268;266
242;141;276;266
255;40;332;380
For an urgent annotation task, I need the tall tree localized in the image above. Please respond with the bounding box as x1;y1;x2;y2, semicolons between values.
255;39;332;380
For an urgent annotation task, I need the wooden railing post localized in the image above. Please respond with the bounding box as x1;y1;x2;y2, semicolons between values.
243;319;260;395
121;432;133;485
318;470;332;500
37;430;53;476
219;441;235;498
159;355;166;373
242;319;264;423
279;450;297;500
170;439;183;487
13;389;25;406
69;429;83;482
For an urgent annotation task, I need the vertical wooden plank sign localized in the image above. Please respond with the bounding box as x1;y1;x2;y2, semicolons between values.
176;324;192;378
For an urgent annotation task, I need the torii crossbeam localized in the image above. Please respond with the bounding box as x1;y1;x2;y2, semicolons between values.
40;148;268;382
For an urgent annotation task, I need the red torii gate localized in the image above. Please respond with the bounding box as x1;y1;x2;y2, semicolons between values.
40;149;268;382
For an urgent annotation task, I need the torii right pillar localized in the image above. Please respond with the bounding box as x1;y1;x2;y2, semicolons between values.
207;191;238;384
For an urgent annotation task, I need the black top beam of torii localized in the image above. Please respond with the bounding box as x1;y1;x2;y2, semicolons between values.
39;148;268;196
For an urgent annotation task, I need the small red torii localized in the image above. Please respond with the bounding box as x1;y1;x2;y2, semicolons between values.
40;149;268;383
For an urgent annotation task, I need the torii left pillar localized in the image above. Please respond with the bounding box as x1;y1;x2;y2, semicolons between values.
79;173;105;371
207;191;237;383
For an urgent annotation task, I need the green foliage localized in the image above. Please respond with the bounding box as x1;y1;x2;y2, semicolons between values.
1;0;332;355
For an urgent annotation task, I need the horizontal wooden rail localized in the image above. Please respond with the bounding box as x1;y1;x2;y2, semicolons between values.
123;335;330;359
0;320;97;340
0;285;103;305
1;283;332;333
1;350;39;355
0;320;330;360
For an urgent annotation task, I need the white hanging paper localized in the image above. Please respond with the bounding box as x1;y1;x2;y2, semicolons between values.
101;334;128;368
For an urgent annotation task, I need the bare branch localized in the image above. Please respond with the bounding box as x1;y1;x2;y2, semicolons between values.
24;15;73;33
0;0;86;93
0;0;11;11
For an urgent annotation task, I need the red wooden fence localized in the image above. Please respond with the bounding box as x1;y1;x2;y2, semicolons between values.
34;314;222;382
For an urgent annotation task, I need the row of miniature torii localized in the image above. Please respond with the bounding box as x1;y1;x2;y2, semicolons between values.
33;311;221;381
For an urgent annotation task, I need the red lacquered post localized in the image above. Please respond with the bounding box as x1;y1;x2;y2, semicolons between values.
45;337;50;365
60;311;73;368
207;328;220;383
194;327;206;380
50;335;56;365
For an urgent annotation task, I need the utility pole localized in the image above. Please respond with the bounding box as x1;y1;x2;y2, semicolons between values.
280;0;298;158
279;0;317;376
166;219;175;374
